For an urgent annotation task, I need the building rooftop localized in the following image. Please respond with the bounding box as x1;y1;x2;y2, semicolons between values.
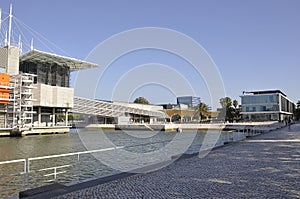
20;50;98;72
243;90;286;97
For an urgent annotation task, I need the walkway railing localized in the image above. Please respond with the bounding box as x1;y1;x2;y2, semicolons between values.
0;146;123;197
0;159;27;197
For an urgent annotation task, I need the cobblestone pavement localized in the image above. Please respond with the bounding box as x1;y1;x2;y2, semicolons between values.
53;124;300;199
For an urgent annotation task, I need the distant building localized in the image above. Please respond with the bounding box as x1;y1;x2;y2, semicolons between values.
161;104;188;110
240;90;295;121
177;96;201;107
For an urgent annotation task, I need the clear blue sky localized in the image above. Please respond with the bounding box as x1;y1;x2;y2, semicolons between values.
0;0;299;109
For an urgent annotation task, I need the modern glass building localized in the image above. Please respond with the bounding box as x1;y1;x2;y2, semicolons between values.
177;96;201;107
240;90;295;121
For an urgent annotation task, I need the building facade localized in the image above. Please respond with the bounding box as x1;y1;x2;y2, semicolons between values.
240;90;295;122
177;96;201;107
19;50;97;128
0;45;98;130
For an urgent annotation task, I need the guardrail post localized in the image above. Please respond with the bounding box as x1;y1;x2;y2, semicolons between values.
27;158;30;190
77;153;80;182
54;167;57;180
24;159;27;191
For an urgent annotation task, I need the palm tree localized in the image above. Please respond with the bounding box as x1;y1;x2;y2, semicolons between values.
198;103;209;122
220;97;232;109
233;100;238;109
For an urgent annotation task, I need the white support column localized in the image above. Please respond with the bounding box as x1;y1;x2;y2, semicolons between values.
278;94;282;121
52;108;55;126
38;107;41;127
4;112;6;128
0;8;2;31
65;109;68;126
8;4;12;46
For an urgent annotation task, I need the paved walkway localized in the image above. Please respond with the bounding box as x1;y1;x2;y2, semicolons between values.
36;124;300;198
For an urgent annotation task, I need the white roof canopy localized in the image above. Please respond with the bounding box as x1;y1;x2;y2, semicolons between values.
20;50;98;72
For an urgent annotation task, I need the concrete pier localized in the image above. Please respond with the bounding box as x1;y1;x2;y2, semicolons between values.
85;121;283;132
0;126;70;137
21;127;70;136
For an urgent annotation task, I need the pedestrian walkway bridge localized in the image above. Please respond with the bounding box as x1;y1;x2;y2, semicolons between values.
72;96;167;118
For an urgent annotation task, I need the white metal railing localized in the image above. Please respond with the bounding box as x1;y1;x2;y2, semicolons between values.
26;147;124;185
0;158;27;173
0;146;123;197
0;158;27;196
39;164;72;182
28;147;123;165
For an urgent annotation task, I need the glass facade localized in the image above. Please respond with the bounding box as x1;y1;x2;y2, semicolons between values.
281;96;295;113
241;94;279;105
177;96;200;107
243;113;279;121
241;94;279;114
240;92;294;121
19;61;70;87
242;105;279;112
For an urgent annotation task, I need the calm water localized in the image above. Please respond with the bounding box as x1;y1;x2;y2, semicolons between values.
0;128;236;198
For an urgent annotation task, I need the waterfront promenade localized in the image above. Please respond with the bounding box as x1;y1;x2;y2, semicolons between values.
24;124;300;198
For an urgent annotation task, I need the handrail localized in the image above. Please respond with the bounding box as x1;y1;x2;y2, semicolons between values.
38;164;71;172
0;158;26;165
28;146;124;161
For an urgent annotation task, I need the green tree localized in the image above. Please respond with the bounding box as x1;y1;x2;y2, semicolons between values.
220;97;232;109
133;97;150;104
233;100;238;109
232;99;242;122
219;97;242;122
197;102;209;122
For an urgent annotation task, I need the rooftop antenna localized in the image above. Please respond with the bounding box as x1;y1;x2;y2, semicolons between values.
0;8;2;30
18;35;21;47
18;34;22;53
30;38;34;50
8;3;13;46
0;8;2;45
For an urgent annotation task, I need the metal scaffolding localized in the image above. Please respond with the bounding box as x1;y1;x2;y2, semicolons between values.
7;73;36;128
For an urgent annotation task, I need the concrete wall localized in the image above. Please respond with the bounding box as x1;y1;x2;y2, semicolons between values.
33;83;74;108
0;46;19;75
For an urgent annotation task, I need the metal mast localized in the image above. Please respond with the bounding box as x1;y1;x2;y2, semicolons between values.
8;4;13;46
0;8;2;31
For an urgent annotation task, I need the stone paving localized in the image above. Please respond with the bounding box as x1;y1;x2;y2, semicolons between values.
52;124;300;199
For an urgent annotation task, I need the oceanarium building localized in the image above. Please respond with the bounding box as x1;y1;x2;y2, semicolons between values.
0;45;97;130
240;90;295;122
